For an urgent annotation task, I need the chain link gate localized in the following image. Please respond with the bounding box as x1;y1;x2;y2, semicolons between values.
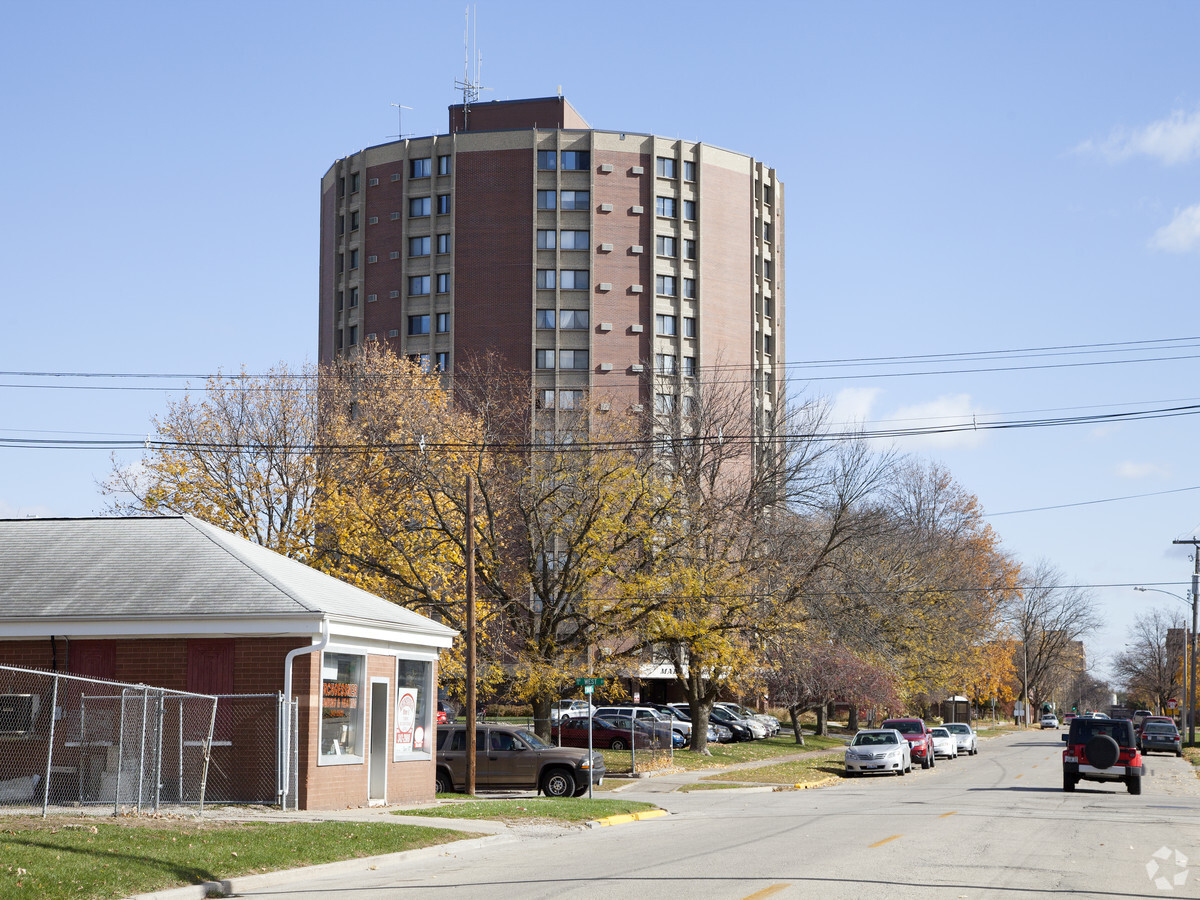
0;665;218;816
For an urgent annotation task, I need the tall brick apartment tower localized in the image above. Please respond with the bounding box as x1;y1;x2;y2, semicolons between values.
318;96;782;434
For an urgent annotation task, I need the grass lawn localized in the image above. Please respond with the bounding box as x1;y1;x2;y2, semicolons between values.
700;753;843;786
599;734;846;775
394;797;659;823
0;817;468;900
677;782;757;793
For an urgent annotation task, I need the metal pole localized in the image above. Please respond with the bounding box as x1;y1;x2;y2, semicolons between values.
587;699;593;799
276;693;286;811
198;697;218;817
78;694;87;805
42;677;59;818
152;694;164;813
1022;640;1029;727
466;474;477;796
137;687;149;814
178;699;184;806
114;689;128;815
1191;569;1198;746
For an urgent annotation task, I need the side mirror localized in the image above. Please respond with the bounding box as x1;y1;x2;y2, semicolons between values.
1061;734;1068;742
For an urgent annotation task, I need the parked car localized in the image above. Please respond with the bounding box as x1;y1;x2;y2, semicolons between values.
716;702;780;736
593;706;689;740
436;700;458;725
1061;716;1143;794
1131;709;1154;730
592;713;683;749
708;704;768;740
881;717;936;769
1062;713;1076;727
551;716;653;751
435;723;605;797
930;727;958;759
668;702;759;741
1040;713;1059;729
1137;715;1175;738
648;703;733;743
549;700;595;725
942;721;978;755
1139;721;1183;756
844;729;912;776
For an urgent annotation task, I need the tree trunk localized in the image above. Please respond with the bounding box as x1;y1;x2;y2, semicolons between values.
816;704;828;737
681;659;715;755
847;704;859;732
789;706;805;745
531;695;553;741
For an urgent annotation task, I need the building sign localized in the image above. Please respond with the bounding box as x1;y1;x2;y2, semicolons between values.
395;688;419;755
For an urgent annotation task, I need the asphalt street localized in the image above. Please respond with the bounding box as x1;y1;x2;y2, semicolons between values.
230;730;1200;899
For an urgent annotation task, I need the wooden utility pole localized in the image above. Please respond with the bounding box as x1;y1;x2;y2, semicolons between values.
465;474;477;795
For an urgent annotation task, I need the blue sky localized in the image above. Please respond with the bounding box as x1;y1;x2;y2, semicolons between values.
2;1;1199;680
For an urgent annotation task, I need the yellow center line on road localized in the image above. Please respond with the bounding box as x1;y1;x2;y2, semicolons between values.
870;834;903;847
741;884;791;899
939;811;957;818
1015;773;1023;779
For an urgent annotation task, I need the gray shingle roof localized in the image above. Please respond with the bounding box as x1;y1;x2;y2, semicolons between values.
0;516;456;641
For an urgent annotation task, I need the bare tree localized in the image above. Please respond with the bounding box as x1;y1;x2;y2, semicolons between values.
1112;608;1185;714
1008;560;1104;720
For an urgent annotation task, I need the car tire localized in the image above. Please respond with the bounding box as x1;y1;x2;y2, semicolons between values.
921;753;931;770
1085;734;1120;770
1063;774;1076;792
573;783;590;797
1128;774;1142;795
898;764;907;776
541;768;577;798
434;767;455;794
1178;750;1183;758
610;738;627;751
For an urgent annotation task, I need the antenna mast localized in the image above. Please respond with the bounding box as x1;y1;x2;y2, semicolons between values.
388;102;413;141
454;5;488;130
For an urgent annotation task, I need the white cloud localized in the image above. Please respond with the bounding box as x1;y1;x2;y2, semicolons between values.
829;387;882;427
887;394;989;451
1079;108;1200;165
1115;461;1171;480
1149;204;1200;253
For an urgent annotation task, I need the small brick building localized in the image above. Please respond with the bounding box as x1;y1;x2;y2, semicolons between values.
0;516;456;810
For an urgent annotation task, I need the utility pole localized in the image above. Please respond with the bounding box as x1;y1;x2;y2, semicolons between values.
466;475;477;794
1172;538;1200;746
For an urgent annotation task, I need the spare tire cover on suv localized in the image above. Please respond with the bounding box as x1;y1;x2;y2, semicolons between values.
1086;734;1120;769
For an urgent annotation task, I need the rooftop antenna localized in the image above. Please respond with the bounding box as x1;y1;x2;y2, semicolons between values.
454;5;490;130
388;103;413;141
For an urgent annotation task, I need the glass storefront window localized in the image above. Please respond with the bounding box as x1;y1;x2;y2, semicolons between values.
394;658;433;760
321;652;363;762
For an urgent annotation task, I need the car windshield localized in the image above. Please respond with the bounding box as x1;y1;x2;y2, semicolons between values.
516;729;550;750
944;724;969;734
852;732;897;746
887;721;922;735
932;728;949;737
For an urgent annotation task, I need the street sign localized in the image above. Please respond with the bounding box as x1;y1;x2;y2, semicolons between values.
1168;698;1179;709
576;677;605;687
584;685;593;695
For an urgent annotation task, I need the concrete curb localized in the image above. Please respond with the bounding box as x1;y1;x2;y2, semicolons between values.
586;808;669;828
125;833;508;900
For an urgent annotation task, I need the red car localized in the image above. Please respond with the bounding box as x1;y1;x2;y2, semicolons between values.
880;718;936;769
551;716;655;751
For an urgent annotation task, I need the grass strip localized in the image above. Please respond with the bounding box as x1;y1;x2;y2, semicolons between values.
677;782;757;792
700;753;842;785
599;734;847;774
0;817;466;900
394;797;658;823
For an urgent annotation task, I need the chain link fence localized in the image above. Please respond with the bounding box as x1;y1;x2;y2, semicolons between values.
0;665;218;816
203;694;298;809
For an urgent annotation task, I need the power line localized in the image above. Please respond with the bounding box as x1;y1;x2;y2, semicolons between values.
987;485;1200;517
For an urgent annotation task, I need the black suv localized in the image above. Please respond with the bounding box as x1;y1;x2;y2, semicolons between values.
435;723;605;797
1062;716;1144;794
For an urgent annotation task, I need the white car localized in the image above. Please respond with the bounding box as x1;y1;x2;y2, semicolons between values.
1040;714;1059;729
942;721;978;755
930;726;958;759
550;700;595;725
845;728;912;776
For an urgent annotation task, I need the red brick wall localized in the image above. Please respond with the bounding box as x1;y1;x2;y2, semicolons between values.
450;97;585;133
592;149;652;410
453;147;533;373
699;165;754;374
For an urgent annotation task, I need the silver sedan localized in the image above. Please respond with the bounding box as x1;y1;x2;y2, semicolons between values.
942;721;978;756
845;728;912;776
